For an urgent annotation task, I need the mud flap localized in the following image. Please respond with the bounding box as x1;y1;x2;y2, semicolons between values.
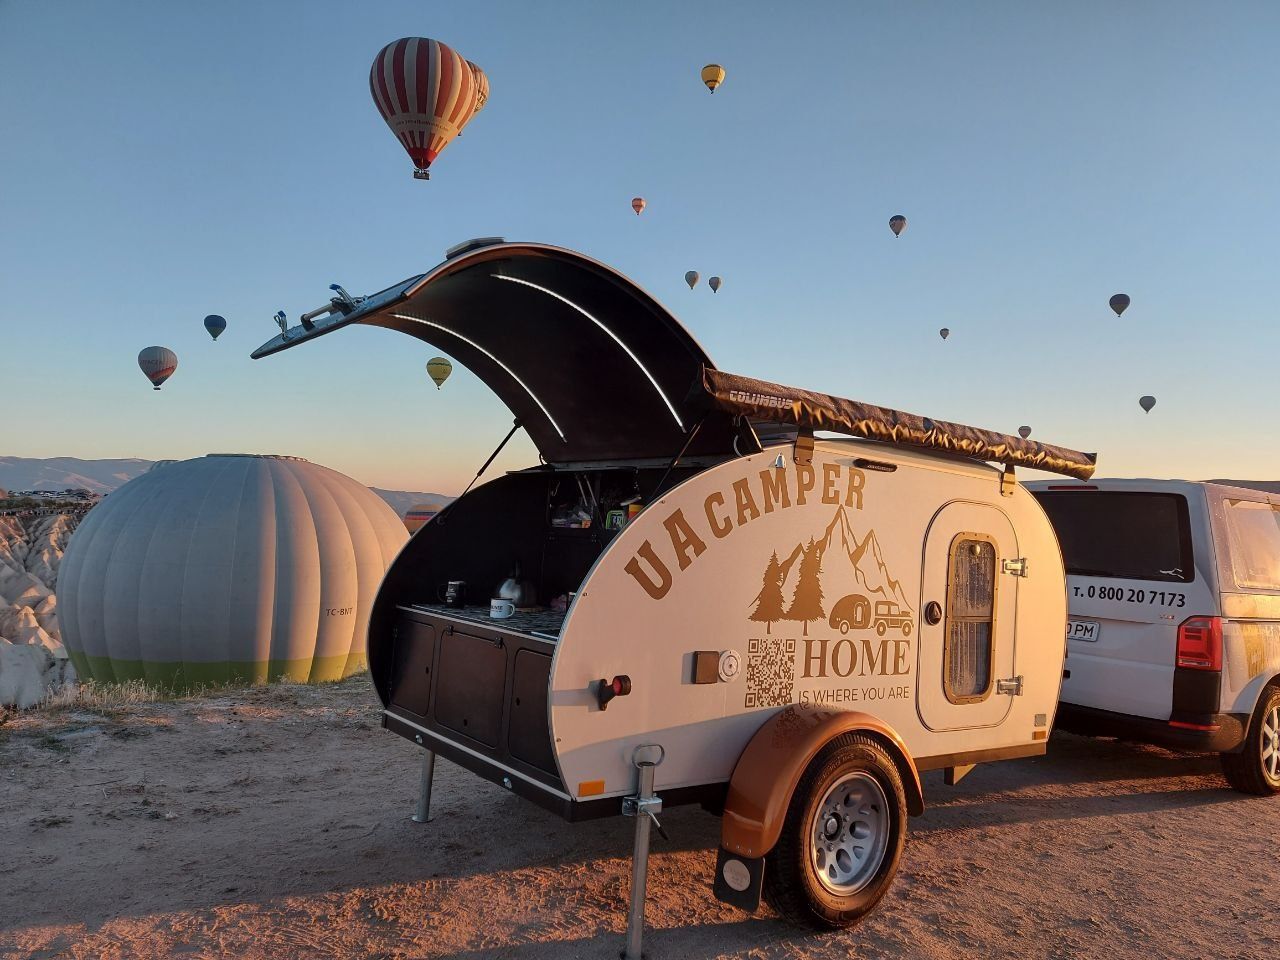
712;847;765;912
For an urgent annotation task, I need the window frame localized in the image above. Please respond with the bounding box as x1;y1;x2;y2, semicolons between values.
942;531;999;706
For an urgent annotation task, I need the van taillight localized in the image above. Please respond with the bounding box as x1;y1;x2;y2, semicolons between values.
1176;616;1222;671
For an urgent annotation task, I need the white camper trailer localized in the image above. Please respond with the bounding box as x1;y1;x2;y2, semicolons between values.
253;240;1097;946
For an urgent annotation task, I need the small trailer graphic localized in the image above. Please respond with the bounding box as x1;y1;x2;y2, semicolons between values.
253;239;1096;952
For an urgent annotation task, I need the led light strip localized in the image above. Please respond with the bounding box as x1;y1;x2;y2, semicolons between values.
493;273;686;430
391;313;566;441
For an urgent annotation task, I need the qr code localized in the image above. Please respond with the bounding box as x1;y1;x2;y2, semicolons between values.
745;637;796;708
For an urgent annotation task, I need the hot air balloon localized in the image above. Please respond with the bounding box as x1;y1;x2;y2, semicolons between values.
467;60;489;113
709;276;722;293
701;64;725;93
138;346;177;391
203;314;226;341
632;197;646;215
1139;395;1156;413
1018;426;1032;439
1110;293;1130;317
426;357;453;389
889;215;907;237
57;455;408;689
369;37;482;180
685;271;700;289
939;328;950;340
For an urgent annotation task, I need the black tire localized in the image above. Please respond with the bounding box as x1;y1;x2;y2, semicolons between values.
763;733;907;929
1221;683;1280;796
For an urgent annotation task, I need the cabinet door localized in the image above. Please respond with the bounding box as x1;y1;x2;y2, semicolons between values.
389;617;436;719
435;628;507;747
917;502;1019;731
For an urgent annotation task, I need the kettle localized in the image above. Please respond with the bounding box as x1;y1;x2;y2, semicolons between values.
495;561;536;608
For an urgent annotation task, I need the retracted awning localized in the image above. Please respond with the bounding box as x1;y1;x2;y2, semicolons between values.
252;241;742;463
697;368;1098;480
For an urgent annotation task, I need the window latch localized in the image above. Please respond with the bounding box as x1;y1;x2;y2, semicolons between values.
996;675;1024;696
1002;557;1029;578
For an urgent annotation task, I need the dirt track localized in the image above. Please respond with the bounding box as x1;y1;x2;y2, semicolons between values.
2;678;1278;960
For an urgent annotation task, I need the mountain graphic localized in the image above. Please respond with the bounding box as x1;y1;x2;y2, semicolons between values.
821;506;915;614
762;505;914;625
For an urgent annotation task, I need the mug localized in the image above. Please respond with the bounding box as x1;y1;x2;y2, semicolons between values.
490;598;515;619
442;580;467;608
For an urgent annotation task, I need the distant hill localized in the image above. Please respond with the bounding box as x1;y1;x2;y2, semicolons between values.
0;457;452;519
0;457;151;496
1209;479;1280;493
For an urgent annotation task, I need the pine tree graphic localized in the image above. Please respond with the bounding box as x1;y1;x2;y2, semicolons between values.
785;537;825;635
749;551;787;634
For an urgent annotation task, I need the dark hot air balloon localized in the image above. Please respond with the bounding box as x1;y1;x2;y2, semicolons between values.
632;197;646;215
684;271;699;289
203;315;226;341
889;215;907;237
1018;426;1032;439
426;357;453;389
709;276;722;293
370;38;482;180
1139;395;1156;413
1110;293;1130;317
138;347;177;391
939;328;950;340
701;64;725;93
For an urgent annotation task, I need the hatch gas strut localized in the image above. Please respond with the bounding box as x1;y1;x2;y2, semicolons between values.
458;419;524;499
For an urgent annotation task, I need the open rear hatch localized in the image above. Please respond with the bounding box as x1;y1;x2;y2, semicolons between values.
252;240;742;464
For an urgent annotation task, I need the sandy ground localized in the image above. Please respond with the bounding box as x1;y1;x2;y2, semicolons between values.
2;678;1278;960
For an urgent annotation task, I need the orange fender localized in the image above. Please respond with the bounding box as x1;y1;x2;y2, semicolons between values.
721;703;925;859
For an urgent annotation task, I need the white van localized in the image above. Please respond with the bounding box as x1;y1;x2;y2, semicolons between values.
1028;479;1280;795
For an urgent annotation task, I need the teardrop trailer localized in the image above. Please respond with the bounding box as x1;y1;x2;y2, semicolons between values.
253;240;1097;950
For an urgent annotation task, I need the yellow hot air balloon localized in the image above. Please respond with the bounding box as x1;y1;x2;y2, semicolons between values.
701;64;725;93
426;357;453;389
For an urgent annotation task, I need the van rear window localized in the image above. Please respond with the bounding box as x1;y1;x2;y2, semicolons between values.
1032;491;1194;583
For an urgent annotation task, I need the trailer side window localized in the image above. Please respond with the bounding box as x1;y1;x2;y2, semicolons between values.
944;534;997;704
1223;499;1280;591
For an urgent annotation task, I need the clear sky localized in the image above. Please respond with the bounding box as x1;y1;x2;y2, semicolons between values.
3;1;1279;495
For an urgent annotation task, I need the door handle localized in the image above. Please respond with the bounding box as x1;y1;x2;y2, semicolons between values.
924;601;943;626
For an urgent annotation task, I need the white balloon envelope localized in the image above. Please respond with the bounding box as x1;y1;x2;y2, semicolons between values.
58;455;408;688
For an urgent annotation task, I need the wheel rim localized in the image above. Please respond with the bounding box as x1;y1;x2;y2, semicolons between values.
809;771;890;896
1262;703;1280;784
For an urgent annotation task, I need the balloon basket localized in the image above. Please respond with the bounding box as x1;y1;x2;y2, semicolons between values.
413;168;431;180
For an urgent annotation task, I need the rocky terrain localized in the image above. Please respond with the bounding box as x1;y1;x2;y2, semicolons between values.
0;512;79;708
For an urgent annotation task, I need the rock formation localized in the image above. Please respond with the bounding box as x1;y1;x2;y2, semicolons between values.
0;513;79;707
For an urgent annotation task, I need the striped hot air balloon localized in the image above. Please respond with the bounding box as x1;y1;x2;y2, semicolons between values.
467;60;489;113
369;37;481;180
403;504;442;533
138;346;177;390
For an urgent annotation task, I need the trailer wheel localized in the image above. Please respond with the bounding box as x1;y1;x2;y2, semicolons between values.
1221;683;1280;796
763;733;906;929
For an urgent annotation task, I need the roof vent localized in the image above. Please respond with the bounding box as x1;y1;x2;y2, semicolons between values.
445;237;506;260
